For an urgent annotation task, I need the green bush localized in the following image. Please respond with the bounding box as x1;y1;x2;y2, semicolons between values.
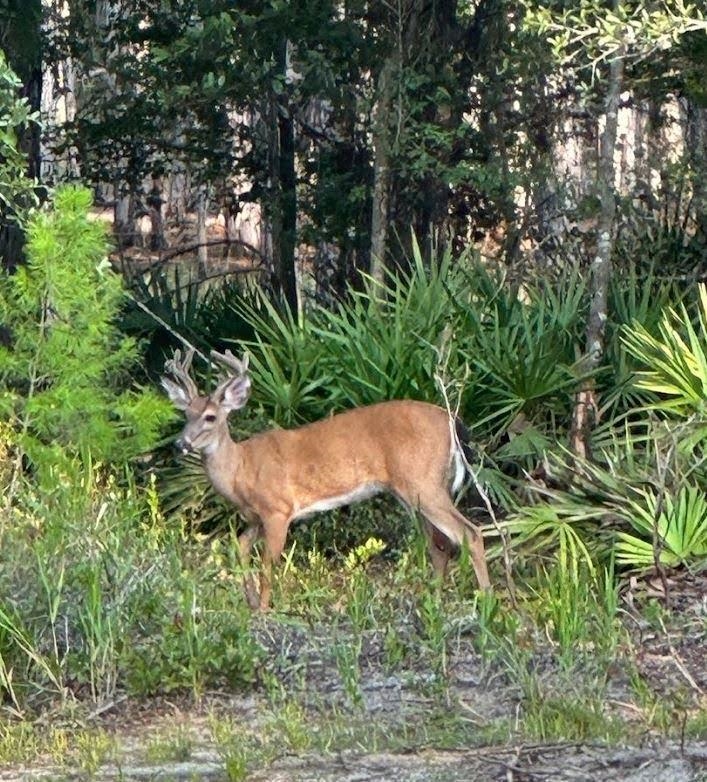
0;186;173;486
120;269;262;383
233;244;585;436
615;484;707;569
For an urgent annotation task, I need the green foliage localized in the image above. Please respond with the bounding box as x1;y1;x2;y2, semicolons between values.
603;263;677;412
237;245;586;436
0;49;37;225
456;266;586;437
0;185;172;478
508;421;707;573
501;265;707;573
623;284;707;417
235;291;331;426
523;0;707;71
0;459;261;712
615;484;707;568
121;269;260;383
313;240;466;408
504;498;605;573
532;556;620;665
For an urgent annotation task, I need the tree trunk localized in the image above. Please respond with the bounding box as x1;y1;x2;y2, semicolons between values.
114;191;134;250
196;186;208;280
687;100;707;249
370;56;396;285
265;39;298;314
278;85;298;314
570;44;625;458
147;175;166;251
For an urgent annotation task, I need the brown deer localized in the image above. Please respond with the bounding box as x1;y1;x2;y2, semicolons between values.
161;348;491;610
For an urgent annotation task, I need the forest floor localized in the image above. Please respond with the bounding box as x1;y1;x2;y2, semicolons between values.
2;572;707;782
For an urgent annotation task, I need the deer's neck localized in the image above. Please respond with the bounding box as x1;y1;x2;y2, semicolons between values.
202;433;242;503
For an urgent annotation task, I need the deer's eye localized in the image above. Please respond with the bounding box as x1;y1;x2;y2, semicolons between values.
204;414;217;423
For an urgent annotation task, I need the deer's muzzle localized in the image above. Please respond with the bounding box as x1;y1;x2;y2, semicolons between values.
175;436;193;455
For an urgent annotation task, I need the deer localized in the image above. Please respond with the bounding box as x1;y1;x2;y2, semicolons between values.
161;347;491;610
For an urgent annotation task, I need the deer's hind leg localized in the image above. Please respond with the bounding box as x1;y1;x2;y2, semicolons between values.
423;520;453;580
418;494;490;591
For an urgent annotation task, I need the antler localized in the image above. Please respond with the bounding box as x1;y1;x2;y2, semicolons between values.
164;347;199;400
211;348;249;377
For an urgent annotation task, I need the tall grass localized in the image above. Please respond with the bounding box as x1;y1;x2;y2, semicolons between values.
0;460;259;713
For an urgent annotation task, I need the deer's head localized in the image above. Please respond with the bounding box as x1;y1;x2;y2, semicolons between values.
161;347;251;455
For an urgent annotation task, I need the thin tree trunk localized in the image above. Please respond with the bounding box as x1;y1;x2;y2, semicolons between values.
196;185;208;280
0;0;42;272
265;94;280;298
277;70;298;314
266;38;298;314
114;190;134;250
147;174;166;251
370;56;395;285
571;43;625;458
687;100;707;246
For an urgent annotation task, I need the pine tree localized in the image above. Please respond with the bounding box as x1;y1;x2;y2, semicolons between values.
0;186;173;484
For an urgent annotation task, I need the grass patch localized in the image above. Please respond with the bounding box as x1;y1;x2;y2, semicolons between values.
144;725;195;763
0;723;117;772
207;700;514;781
0;460;704;778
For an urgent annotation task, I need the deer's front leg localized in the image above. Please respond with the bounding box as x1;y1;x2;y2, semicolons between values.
236;524;261;610
258;515;291;612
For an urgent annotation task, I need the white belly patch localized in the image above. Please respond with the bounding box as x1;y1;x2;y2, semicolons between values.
293;483;383;520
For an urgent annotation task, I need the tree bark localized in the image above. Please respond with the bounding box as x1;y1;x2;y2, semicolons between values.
369;56;396;285
571;42;625;458
278;90;298;314
687;100;707;249
147;175;166;251
114;190;134;250
266;38;299;314
196;185;208;280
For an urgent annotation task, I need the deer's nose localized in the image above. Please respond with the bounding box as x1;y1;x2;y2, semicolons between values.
175;436;193;455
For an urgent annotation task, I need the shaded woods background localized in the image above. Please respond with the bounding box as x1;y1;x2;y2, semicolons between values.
2;1;706;301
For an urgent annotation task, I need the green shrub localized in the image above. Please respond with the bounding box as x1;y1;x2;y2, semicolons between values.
0;186;173;486
623;283;707;419
120;270;261;383
231;238;468;425
454;265;585;442
615;484;707;569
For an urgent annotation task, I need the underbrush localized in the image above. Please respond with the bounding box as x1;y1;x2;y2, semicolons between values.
2;189;707;777
0;461;264;714
1;462;706;773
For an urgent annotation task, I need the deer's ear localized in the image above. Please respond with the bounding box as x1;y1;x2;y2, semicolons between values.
213;375;251;412
161;376;192;410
